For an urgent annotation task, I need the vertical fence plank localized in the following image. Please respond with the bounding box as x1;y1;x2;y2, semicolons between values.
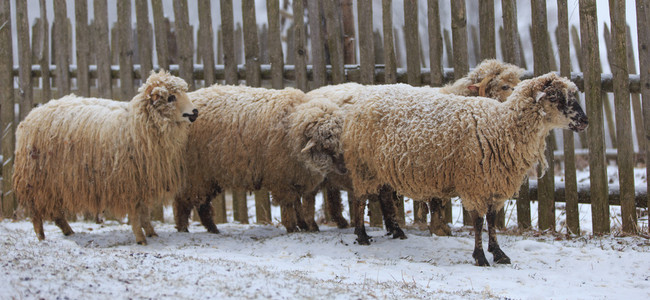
450;0;468;80
37;0;51;104
268;0;284;89
443;29;453;67
341;0;355;65
580;0;610;234
627;26;646;155
557;0;579;235
479;0;496;60
94;0;112;99
382;0;397;85
15;0;32;120
603;26;619;147
637;0;650;233
233;190;249;224
136;0;153;79
54;0;71;97
117;0;135;100
323;0;344;84
293;0;308;91
220;0;237;84
198;0;215;86
570;25;589;148
531;0;555;232
428;0;443;86
609;0;637;233
75;0;90;97
469;26;480;66
0;0;14;218
173;0;194;89
242;0;261;87
151;0;169;70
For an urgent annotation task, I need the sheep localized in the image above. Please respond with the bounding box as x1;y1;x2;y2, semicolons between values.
342;72;588;266
173;85;345;234
13;70;198;245
302;59;524;234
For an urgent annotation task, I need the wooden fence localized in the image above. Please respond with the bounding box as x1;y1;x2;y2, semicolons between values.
0;0;648;235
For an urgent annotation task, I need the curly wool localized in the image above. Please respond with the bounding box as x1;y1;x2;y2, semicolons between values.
14;71;191;219
438;59;524;101
343;73;576;216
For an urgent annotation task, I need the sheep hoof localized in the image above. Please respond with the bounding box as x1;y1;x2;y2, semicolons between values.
429;223;452;236
491;250;511;264
63;230;75;236
146;232;158;238
176;226;189;233
391;228;407;240
356;237;372;245
335;219;349;229
207;227;220;234
473;249;490;267
136;240;148;246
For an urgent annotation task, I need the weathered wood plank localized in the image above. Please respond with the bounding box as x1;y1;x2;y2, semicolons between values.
323;0;345;84
117;0;134;101
135;0;153;80
94;0;112;99
54;0;70;97
242;0;261;87
15;0;33;120
75;0;90;97
37;0;51;104
293;0;308;91
479;0;496;60
151;0;169;71
341;0;355;64
427;0;443;86
627;26;646;155
443;29;453;67
637;0;650;233
220;0;237;85
268;0;284;89
173;0;194;89
198;0;215;86
501;0;522;66
580;0;610;234
382;0;397;84
557;0;579;235
404;0;421;86
450;0;468;79
0;0;14;218
358;0;374;85
570;25;589;148
609;0;636;233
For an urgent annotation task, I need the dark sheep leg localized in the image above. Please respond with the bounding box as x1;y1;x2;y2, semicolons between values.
301;190;320;232
294;195;316;232
326;187;349;228
353;198;371;245
53;208;74;236
471;210;489;266
378;186;406;240
280;200;299;233
173;196;193;233
31;211;45;241
198;200;220;234
139;204;158;238
486;205;511;264
428;198;451;236
130;202;147;245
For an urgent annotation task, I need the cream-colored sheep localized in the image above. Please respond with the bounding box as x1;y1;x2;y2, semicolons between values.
174;85;345;233
343;73;588;266
14;70;197;245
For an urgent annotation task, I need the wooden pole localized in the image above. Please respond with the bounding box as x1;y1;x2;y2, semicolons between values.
479;0;496;61
136;0;153;80
173;0;194;90
233;190;249;224
580;0;610;234
117;0;134;101
450;0;468;80
293;0;308;91
151;0;169;71
0;0;14;218
94;0;112;99
54;0;70;98
382;0;397;84
501;0;522;67
626;26;646;156
75;0;90;97
323;0;345;84
637;0;650;234
427;0;443;86
15;0;33;120
268;0;284;89
37;0;51;104
220;0;237;85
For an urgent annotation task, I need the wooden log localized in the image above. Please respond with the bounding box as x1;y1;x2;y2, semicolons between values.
268;0;284;89
220;0;237;85
197;0;215;86
54;0;70;98
293;0;308;91
479;0;496;61
450;0;468;80
357;0;373;86
557;0;579;235
0;0;14;218
151;0;169;71
94;0;112;99
173;0;194;90
626;26;646;155
609;0;637;233
135;0;153;81
517;179;532;230
341;0;355;64
427;0;443;86
531;0;555;232
232;190;249;224
382;0;397;84
580;0;610;234
37;0;51;104
15;0;33;120
637;0;650;233
501;0;522;67
117;0;135;101
404;0;421;86
242;0;261;87
323;0;345;84
75;0;90;97
213;193;227;224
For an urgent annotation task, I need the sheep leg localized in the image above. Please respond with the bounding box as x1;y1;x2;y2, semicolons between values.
428;198;451;236
53;209;74;236
301;190;320;232
326;187;349;229
470;210;489;267
280;201;299;233
173;196;192;233
293;196;314;232
353;199;371;245
486;206;510;264
378;186;406;240
139;205;158;238
198;200;219;234
130;203;147;245
31;211;45;241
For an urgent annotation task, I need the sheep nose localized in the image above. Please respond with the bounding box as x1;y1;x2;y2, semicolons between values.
183;109;199;122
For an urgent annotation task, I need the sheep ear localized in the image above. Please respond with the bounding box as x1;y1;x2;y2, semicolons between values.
467;84;479;93
301;139;317;153
534;91;546;102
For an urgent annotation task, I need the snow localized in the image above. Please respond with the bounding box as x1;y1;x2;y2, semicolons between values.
2;167;649;299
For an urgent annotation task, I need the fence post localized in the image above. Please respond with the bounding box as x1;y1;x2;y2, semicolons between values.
117;0;134;100
173;0;193;90
638;0;650;234
557;0;580;235
570;25;589;148
293;0;308;92
428;0;443;86
626;26;646;156
268;0;284;89
0;0;14;218
75;0;90;97
323;0;344;84
54;0;70;98
15;0;32;122
580;0;610;234
136;0;153;80
609;0;637;233
219;0;237;84
93;0;112;99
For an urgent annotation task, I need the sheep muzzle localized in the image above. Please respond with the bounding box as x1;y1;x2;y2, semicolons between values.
183;109;199;123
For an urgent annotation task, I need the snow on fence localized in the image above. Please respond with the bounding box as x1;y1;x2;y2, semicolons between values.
0;0;648;235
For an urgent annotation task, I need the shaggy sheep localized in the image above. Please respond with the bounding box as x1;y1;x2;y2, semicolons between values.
302;59;524;234
173;85;345;234
342;72;588;266
14;70;197;245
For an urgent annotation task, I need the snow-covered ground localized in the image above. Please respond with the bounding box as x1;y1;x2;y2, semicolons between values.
1;167;649;299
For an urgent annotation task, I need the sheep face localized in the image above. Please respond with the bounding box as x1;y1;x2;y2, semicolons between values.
466;60;524;102
535;75;589;132
140;71;198;124
300;114;347;176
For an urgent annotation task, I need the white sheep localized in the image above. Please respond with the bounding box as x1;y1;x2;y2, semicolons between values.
173;85;345;233
342;72;588;266
13;70;197;245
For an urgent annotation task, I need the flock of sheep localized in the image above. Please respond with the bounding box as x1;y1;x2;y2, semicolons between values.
13;59;589;267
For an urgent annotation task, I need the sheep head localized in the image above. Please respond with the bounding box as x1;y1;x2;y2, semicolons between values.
293;98;347;176
520;72;589;132
137;70;198;125
466;59;524;102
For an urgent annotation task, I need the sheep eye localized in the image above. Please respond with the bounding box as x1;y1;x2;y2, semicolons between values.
501;85;510;91
167;95;176;103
